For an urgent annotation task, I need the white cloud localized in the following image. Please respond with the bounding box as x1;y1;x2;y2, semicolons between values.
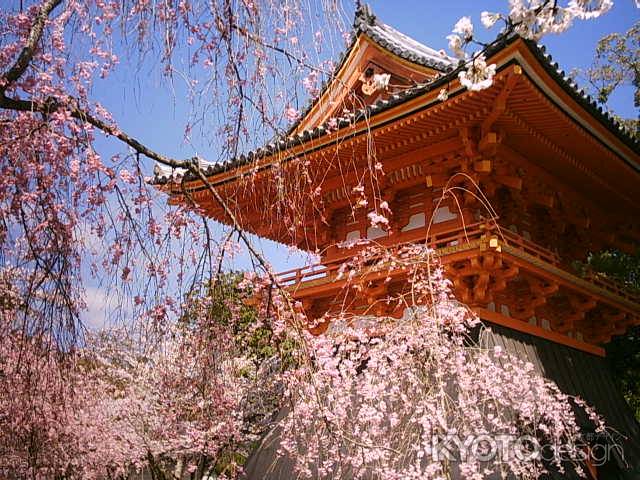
82;286;132;330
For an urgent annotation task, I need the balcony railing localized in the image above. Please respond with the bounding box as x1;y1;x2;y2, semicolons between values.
275;221;640;307
275;221;487;287
276;221;557;284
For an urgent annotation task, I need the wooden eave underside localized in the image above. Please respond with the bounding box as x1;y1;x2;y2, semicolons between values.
169;40;639;221
170;58;639;254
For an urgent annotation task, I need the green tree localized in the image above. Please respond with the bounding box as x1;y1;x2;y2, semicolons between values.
577;20;640;136
179;272;299;472
572;21;640;422
585;250;640;421
194;272;298;370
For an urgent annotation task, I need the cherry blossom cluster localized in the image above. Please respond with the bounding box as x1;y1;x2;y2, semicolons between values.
274;244;607;479
0;308;249;479
445;0;613;92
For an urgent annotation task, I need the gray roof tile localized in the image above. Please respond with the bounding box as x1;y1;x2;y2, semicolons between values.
353;4;454;71
152;9;639;186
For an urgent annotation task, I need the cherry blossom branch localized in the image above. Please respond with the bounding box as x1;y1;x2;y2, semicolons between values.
221;0;245;159
0;0;63;91
0;93;188;170
229;23;333;75
0;60;313;355
445;0;612;92
189;163;275;282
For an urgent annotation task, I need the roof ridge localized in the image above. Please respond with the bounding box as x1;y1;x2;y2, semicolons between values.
353;3;453;71
278;3;452;139
151;30;640;186
354;3;377;30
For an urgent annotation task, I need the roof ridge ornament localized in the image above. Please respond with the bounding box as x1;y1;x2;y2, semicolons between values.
354;2;376;29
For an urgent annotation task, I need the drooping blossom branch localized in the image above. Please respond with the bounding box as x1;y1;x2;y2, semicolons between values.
275;244;609;479
0;0;621;478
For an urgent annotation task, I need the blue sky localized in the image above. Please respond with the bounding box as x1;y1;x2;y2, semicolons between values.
368;0;638;116
84;1;639;325
93;1;639;162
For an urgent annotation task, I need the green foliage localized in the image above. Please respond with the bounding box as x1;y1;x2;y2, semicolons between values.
179;272;299;471
574;20;640;137
585;250;640;422
607;324;640;422
213;449;247;477
583;250;640;290
181;271;299;371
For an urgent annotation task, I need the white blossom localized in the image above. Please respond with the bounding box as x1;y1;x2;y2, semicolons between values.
437;88;449;102
372;73;390;90
568;0;613;19
367;211;389;228
508;0;541;39
452;16;474;40
480;11;501;28
507;0;612;40
446;34;465;59
537;6;574;35
458;54;496;92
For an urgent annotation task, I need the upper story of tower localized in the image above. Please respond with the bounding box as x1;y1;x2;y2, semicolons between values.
155;5;639;252
153;5;640;352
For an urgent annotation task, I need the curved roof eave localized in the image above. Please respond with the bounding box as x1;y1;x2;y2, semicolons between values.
152;35;640;187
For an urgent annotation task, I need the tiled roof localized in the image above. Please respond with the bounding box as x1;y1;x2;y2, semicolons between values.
152;14;640;185
277;4;454;138
530;41;640;160
353;4;454;71
283;4;454;138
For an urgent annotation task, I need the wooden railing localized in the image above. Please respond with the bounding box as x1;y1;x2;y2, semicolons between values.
276;263;337;287
278;222;550;285
584;271;640;304
275;221;638;305
497;226;561;265
276;221;491;287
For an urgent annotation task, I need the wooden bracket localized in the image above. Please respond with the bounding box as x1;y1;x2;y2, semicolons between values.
458;127;476;158
493;174;523;190
556;295;597;333
478;132;500;156
481;66;522;138
426;173;449;188
474;159;492;173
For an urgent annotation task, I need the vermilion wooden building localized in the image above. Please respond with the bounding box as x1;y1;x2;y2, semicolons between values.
156;6;640;478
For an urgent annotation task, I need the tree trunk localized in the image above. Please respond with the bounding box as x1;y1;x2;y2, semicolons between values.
173;456;185;480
